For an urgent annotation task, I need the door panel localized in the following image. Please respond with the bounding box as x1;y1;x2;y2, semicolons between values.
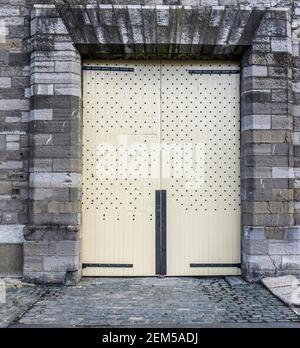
161;61;241;276
82;61;160;276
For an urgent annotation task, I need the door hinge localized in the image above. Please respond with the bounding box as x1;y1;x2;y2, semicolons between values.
188;69;240;75
190;263;241;268
82;263;133;269
83;66;134;72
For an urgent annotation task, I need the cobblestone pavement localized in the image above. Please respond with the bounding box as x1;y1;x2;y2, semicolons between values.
0;281;46;328
1;277;298;327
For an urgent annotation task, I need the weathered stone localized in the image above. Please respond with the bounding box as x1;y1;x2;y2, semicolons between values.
0;225;24;243
262;275;300;306
225;276;247;287
243;239;269;255
265;226;284;240
282;255;300;271
269;240;300;255
57;241;80;256
43;256;78;272
284;227;300;240
29;172;80;189
24;241;56;257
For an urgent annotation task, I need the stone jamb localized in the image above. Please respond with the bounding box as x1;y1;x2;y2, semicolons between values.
24;3;298;284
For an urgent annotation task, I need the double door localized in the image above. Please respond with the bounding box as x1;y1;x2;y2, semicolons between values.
82;61;241;276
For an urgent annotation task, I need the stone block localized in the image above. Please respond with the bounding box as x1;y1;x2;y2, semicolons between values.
2;212;18;224
54;84;81;97
272;167;294;178
47;201;59;213
0;182;11;195
250;130;288;144
0;244;23;277
30;158;52;172
242;115;271;131
23;256;43;272
55;61;81;74
31;188;69;201
0;6;20;17
262;275;300;306
271;143;289;155
24;225;80;242
30;172;80;188
257;19;287;37
24;241;56;257
5;116;21;123
52;213;79;225
243;254;279;272
43;272;66;284
0;77;11;88
31;61;55;73
65;270;81;285
225;276;247;287
272;115;293;129
265;226;284;240
57;240;80;256
53;159;80;172
29;109;53;121
243;226;265;240
269;240;300;255
243;65;268;77
31;72;80;85
0;161;23;170
0;135;5;150
43;255;78;272
243;239;269;255
0;99;29;111
262;275;299;288
34;84;54;95
281;255;300;271
6;142;20;151
23;271;44;284
271;38;292;53
284;227;300;240
244;154;288;167
54;41;75;51
59;202;79;214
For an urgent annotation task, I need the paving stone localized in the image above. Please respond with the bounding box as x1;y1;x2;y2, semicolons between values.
262;275;300;288
0;282;45;328
10;278;299;327
262;275;300;307
225;276;248;287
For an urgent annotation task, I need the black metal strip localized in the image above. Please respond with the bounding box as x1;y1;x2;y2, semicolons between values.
155;190;167;275
188;69;240;75
82;263;133;269
83;66;134;72
190;263;241;268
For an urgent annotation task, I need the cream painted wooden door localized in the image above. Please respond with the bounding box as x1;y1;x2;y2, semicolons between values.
82;61;160;276
161;61;241;276
82;60;241;276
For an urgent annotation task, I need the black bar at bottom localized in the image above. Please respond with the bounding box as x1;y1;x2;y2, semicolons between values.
155;190;167;275
82;263;133;269
190;263;241;268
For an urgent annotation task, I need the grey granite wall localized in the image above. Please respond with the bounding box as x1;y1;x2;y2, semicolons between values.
0;0;300;283
0;0;30;276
